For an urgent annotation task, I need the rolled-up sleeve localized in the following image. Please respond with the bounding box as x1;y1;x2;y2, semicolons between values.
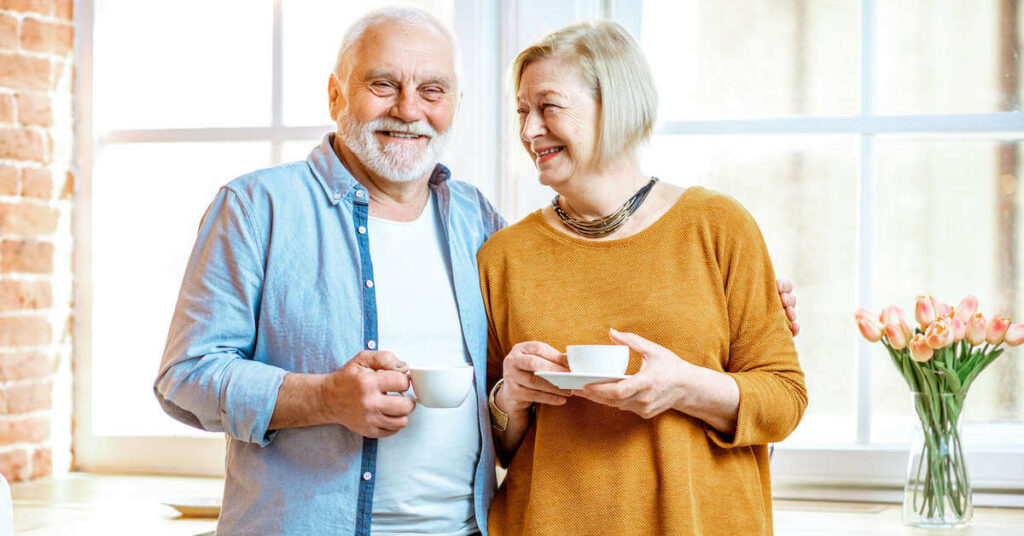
154;187;287;446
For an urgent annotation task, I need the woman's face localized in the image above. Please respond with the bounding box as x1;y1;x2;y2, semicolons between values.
516;56;600;187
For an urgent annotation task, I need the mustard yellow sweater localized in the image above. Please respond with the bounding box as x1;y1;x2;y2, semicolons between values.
478;187;807;536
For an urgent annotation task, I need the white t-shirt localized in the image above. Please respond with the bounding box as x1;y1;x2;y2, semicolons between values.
368;192;480;536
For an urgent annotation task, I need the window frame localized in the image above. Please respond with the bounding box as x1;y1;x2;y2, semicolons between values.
75;0;1024;496
608;0;1024;497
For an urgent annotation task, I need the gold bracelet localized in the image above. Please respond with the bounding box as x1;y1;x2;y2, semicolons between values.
488;379;509;432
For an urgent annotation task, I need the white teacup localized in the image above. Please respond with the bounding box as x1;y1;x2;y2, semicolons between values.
566;345;629;376
408;366;474;408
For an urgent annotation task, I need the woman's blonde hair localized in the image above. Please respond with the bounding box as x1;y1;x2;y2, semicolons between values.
511;21;658;168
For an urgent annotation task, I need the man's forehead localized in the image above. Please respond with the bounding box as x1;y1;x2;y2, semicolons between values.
355;22;455;74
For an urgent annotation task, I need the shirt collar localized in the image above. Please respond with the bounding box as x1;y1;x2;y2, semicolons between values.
307;132;450;206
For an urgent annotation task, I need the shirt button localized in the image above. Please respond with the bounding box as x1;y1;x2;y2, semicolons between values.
355;190;365;198
362;471;372;481
332;192;341;200
358;226;366;234
365;280;374;288
367;340;377;350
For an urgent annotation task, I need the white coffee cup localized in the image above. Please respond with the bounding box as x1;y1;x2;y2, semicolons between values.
408;366;474;408
566;345;629;375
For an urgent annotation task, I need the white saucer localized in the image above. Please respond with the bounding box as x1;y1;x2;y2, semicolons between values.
534;371;629;390
162;496;221;518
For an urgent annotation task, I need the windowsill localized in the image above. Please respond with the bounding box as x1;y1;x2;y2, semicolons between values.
774;483;1024;509
11;473;1024;535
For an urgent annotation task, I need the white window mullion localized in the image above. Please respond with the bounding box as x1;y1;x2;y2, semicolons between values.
271;0;284;164
856;0;879;446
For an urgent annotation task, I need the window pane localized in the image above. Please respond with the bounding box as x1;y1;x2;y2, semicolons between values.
871;138;1024;446
640;0;860;120
281;140;323;163
281;0;454;126
875;1;1024;114
94;0;273;129
640;134;859;444
92;143;272;436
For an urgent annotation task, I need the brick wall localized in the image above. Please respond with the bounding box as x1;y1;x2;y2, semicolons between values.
0;0;74;482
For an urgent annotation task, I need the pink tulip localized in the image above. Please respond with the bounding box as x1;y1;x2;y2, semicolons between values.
986;315;1011;345
955;295;979;322
915;296;937;328
934;300;953;318
950;315;966;342
885;323;908;350
909;334;934;362
925;318;954;349
966;313;987;345
1005;323;1024;347
856;313;883;342
880;305;907;326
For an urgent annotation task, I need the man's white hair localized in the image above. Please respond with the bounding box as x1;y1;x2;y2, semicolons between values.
332;6;463;91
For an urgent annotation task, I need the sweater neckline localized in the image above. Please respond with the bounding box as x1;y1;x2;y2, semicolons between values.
527;186;697;247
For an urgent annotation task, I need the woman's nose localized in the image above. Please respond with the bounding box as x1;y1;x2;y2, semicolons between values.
520;111;545;142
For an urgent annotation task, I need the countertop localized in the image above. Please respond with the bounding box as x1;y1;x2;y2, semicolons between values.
11;474;1024;535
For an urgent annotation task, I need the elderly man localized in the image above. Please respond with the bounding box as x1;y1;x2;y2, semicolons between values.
155;6;799;536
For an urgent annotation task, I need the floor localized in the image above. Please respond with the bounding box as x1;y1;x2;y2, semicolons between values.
10;474;1024;535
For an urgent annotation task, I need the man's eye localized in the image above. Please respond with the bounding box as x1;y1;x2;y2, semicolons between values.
516;109;528;115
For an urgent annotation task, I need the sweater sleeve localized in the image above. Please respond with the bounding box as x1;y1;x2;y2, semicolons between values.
705;196;807;449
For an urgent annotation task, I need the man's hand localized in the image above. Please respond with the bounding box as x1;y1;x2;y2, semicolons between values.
777;278;799;336
317;350;416;438
495;341;572;416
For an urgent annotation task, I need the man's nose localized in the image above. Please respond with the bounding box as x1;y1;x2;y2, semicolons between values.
390;89;424;123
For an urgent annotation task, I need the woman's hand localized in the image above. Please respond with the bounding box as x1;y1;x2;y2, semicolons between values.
574;329;697;419
495;341;573;415
578;329;740;432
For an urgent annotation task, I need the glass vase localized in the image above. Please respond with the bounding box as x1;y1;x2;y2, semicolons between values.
903;392;972;528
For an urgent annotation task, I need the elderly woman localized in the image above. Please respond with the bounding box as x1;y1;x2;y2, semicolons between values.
478;21;807;535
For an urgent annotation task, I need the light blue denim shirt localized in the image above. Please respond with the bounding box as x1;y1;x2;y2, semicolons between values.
155;133;504;535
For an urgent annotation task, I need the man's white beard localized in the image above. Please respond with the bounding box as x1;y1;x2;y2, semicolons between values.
338;114;450;183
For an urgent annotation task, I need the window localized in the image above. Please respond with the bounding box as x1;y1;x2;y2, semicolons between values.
628;0;1023;490
78;0;1024;493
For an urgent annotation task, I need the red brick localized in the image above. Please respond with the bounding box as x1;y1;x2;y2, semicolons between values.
0;15;16;51
0;279;50;311
0;315;50;346
15;93;49;127
0;53;49;91
0;166;16;195
20;18;71;55
0;351;53;381
57;169;69;199
0;381;51;413
30;446;48;478
0;448;28;481
0;93;12;123
0;203;58;235
0;416;48;445
20;167;49;198
53;0;69;19
0;128;44;161
0;240;53;273
0;1;53;16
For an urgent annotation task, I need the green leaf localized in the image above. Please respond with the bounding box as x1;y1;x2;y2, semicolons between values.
933;362;962;393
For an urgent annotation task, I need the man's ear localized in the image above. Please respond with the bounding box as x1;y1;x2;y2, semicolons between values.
328;74;345;121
